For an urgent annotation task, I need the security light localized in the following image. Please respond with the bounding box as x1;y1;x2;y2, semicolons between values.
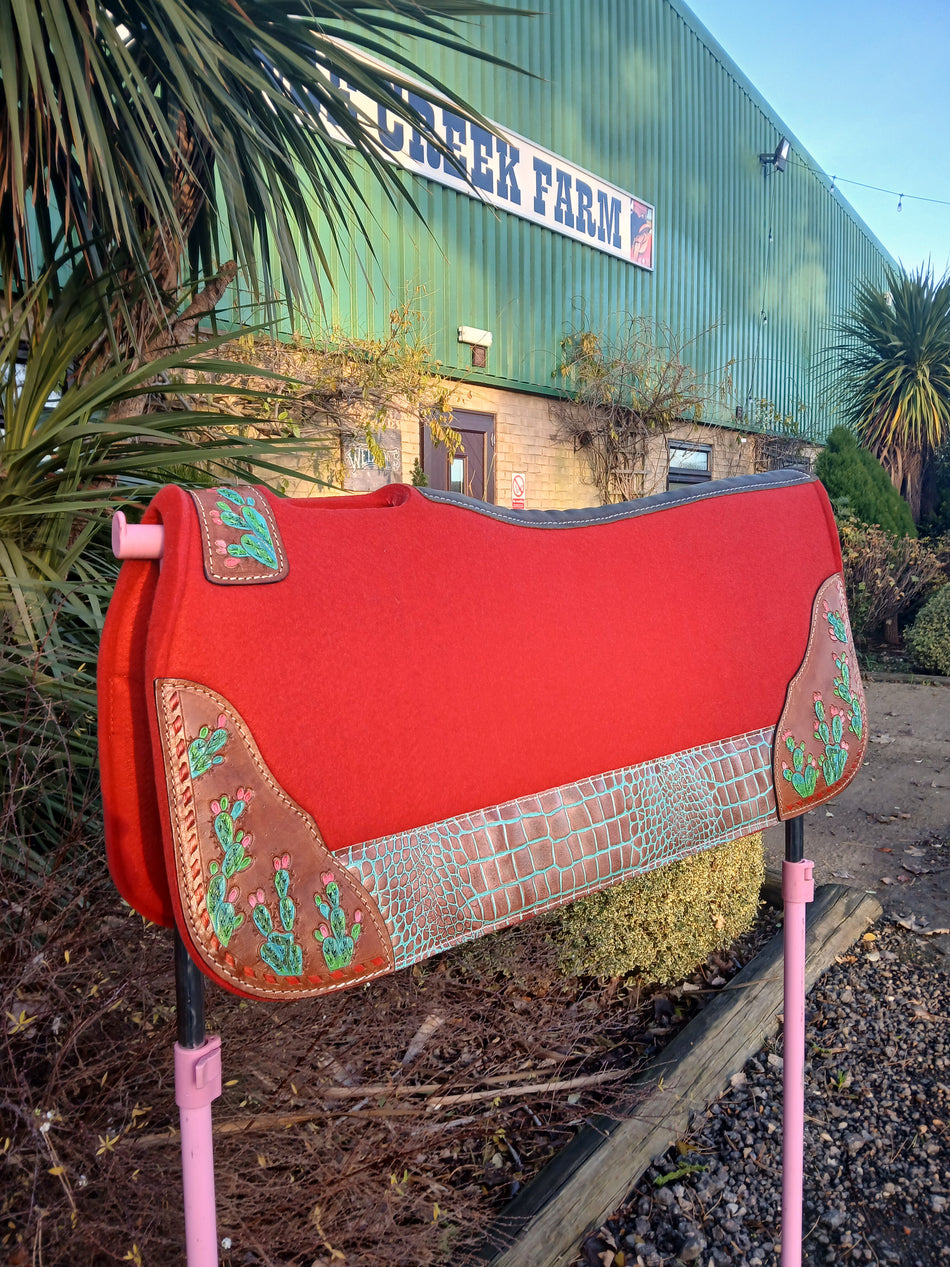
458;326;493;347
759;137;790;173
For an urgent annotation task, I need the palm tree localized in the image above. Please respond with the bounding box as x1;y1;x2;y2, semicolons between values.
0;0;525;862
0;269;329;863
833;264;950;523
0;0;522;363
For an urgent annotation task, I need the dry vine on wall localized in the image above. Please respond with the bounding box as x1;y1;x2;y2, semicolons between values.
553;318;728;504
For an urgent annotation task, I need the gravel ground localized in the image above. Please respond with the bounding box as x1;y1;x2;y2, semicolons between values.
577;921;950;1267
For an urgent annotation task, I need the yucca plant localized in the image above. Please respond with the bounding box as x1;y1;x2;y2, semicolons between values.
0;273;323;868
833;264;950;523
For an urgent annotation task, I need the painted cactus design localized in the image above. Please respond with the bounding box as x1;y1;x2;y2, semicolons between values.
813;695;849;786
249;855;304;977
210;488;278;571
782;692;851;800
833;653;864;741
188;714;229;778
314;872;362;971
205;788;254;947
782;735;819;799
824;603;848;645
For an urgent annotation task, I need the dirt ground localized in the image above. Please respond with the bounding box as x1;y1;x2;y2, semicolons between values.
763;676;950;954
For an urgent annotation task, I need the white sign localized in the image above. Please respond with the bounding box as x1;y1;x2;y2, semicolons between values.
320;75;655;271
511;472;526;509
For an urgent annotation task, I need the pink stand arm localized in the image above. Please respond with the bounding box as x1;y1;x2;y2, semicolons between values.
781;857;815;1267
175;1037;223;1267
112;510;165;559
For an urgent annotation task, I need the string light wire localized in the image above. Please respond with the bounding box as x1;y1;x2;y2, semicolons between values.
790;157;950;209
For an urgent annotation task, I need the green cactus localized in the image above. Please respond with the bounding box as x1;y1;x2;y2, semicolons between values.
826;607;848;644
813;696;849;787
781;734;819;798
833;653;864;740
188;715;229;778
206;868;243;947
314;872;363;971
249;854;303;976
204;788;254;946
210;488;278;570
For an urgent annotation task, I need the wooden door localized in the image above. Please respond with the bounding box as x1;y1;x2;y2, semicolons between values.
422;410;495;502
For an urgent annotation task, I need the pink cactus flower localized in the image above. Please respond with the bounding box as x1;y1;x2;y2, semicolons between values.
210;800;221;816
224;558;239;568
210;509;222;525
782;762;789;772
274;854;290;871
354;910;362;923
227;889;239;904
241;833;253;849
318;924;330;939
321;872;334;887
813;691;822;702
214;539;228;556
217;714;228;729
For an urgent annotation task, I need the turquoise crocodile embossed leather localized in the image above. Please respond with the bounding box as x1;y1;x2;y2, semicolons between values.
342;728;777;971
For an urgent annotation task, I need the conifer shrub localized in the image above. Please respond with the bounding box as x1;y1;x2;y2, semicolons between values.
816;426;916;536
905;583;950;677
553;833;764;984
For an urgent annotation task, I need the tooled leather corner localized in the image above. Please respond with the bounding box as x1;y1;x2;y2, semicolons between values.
774;573;868;819
189;486;289;584
154;679;394;999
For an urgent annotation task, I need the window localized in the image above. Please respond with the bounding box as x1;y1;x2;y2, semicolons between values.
667;442;712;487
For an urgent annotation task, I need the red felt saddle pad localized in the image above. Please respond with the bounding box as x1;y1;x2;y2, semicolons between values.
98;472;866;998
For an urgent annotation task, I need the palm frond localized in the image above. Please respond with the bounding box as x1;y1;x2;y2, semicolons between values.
1;0;532;315
832;264;950;519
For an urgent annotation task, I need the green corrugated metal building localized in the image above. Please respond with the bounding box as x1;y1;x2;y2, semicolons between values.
265;0;894;507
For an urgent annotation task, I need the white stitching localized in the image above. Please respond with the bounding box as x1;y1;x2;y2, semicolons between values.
190;487;288;583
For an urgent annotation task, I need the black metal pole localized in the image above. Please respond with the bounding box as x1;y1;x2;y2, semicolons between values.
175;931;206;1050
785;814;804;864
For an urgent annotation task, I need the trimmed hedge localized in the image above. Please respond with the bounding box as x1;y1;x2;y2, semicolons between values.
905;583;950;677
554;833;764;984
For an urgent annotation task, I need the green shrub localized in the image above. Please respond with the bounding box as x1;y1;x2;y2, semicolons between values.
816;427;916;536
837;519;945;643
905;583;950;676
553;834;764;984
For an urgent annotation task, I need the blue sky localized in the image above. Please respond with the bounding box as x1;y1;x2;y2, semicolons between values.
684;0;950;277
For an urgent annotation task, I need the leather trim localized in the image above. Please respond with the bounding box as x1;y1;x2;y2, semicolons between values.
774;574;868;818
155;679;782;997
189;486;288;584
344;727;779;972
155;680;394;999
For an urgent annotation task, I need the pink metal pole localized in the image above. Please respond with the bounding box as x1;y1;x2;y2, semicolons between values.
175;1037;223;1267
781;829;815;1267
113;514;220;1264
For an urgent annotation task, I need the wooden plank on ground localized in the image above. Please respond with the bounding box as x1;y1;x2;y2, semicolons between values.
475;882;882;1267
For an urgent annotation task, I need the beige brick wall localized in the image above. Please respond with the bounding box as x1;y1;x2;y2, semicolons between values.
448;383;599;510
285;384;760;508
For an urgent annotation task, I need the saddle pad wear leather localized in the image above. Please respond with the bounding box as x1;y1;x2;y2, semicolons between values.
98;472;866;999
